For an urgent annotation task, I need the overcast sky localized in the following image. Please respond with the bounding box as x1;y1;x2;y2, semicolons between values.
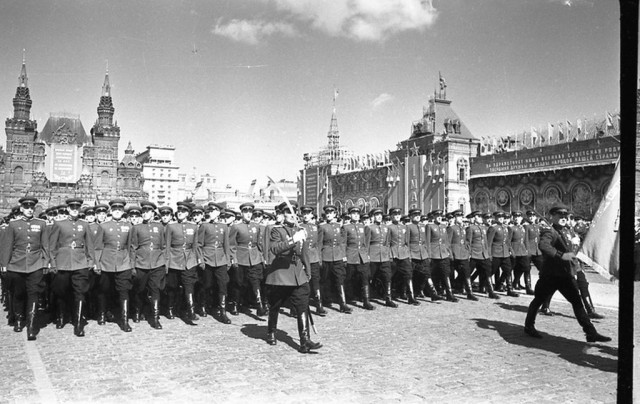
0;0;620;188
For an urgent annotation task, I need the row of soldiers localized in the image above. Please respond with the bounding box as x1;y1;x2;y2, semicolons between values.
0;195;603;351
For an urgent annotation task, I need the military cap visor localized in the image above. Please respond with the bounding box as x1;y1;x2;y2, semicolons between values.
66;198;83;207
549;206;569;216
322;205;337;212
389;208;402;215
408;208;421;216
19;197;38;206
349;207;361;214
450;210;464;217
208;202;224;211
126;206;142;215
159;206;174;214
239;202;255;211
370;208;383;216
140;201;157;210
493;211;506;217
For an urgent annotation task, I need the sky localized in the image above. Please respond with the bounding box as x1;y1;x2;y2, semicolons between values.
0;0;621;189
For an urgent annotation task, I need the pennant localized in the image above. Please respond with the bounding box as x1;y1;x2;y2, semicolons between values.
531;126;538;145
558;122;565;142
547;123;554;144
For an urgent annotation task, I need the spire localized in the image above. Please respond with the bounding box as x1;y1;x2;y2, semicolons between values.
327;87;340;151
19;49;28;88
12;52;33;121
125;141;134;153
96;63;115;127
102;61;111;97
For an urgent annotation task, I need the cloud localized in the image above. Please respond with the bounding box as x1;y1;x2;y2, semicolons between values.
269;0;438;41
371;93;394;109
212;19;297;45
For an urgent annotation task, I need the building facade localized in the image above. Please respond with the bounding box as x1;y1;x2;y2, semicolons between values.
0;59;146;214
136;144;180;207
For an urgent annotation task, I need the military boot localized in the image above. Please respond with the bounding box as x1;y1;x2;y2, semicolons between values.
195;288;208;318
297;310;322;354
6;291;15;327
166;290;176;319
443;278;459;302
384;282;398;308
132;294;142;323
150;299;163;330
218;294;231;324
118;299;132;332
425;278;444;302
315;289;327;316
73;301;85;337
505;274;519;297
362;285;375;310
464;278;479;301
184;293;198;324
13;313;25;333
524;272;535;295
266;307;278;345
26;302;38;341
255;289;268;317
56;299;65;329
338;285;352;313
583;295;604;319
406;280;421;306
96;295;107;325
486;278;500;299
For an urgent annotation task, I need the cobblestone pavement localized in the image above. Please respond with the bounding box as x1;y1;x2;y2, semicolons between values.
0;271;625;404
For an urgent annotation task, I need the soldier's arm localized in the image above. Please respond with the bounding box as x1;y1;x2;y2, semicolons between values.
446;226;454;244
90;225;101;270
49;222;60;269
228;224;238;265
41;222;52;268
0;224;14;268
193;224;202;265
269;227;299;255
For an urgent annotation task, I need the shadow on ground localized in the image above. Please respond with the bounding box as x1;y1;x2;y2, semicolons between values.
240;323;299;351
473;318;617;373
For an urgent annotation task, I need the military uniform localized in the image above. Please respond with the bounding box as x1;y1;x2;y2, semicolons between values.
388;208;420;305
510;212;533;294
300;205;326;316
197;214;231;324
317;205;350;313
487;211;518;297
342;207;373;310
0;197;48;340
447;210;476;300
368;208;396;307
466;211;499;299
426;211;456;302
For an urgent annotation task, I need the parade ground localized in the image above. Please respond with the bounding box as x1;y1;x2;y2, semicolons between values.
0;270;628;404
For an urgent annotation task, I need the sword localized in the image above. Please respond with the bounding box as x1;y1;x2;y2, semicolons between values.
267;176;317;334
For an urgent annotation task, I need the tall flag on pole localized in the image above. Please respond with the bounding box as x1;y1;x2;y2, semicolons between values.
576;118;582;139
566;119;573;141
558;122;565;142
531;126;538;145
576;159;620;281
547;123;554;144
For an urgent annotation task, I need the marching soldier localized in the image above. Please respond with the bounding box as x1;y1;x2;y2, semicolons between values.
389;207;420;305
49;198;95;337
159;206;174;226
197;202;232;324
129;201;166;329
342;206;373;310
0;197;49;340
426;210;457;302
524;206;610;342
300;205;327;316
408;208;441;301
165;201;201;323
229;202;266;317
510;211;533;295
447;210;477;301
487;211;518;297
525;210;544;287
466;211;499;299
318;205;350;313
368;208;397;307
265;201;322;353
94;200;134;332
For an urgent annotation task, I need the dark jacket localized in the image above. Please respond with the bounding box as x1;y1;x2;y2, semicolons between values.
266;225;310;286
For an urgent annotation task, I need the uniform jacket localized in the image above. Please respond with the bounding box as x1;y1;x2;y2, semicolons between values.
539;224;577;278
262;224;278;266
49;217;95;270
0;217;49;273
510;223;529;257
342;223;371;264
265;225;310;286
95;219;133;272
388;223;411;260
408;223;429;260
368;223;390;263
524;223;542;256
317;222;345;262
466;224;490;260
197;221;230;267
447;224;470;260
301;222;320;264
129;220;167;269
165;220;200;270
487;224;512;258
426;223;451;259
229;221;264;266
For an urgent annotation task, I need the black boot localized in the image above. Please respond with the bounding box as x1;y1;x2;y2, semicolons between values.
425;279;444;302
524;272;535;295
384;282;398;308
415;280;427;298
97;295;106;325
406;281;421;306
6;291;15;326
195;289;208;317
266;307;279;345
297;310;322;353
132;295;142;323
505;274;519;297
150;299;163;329
315;290;327;316
464;278;479;301
338;285;352;314
26;302;37;341
185;293;198;323
73;301;85;337
228;301;239;316
586;331;612;343
362;285;375;310
443;278;459;303
118;299;132;332
13;313;25;333
256;289;268;317
218;294;231;324
166;291;176;319
583;295;605;319
485;277;500;299
56;299;65;329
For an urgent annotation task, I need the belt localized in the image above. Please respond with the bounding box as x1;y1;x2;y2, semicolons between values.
171;244;193;249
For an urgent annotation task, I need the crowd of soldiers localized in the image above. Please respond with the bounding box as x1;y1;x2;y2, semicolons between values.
0;196;610;353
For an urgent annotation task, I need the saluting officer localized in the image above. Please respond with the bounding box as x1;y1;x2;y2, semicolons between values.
466;211;499;299
510;211;533;295
94;200;135;332
368;208;396;307
197;202;232;324
229;202;266;317
300;205;327;316
389;207;420;305
49;198;95;337
165;201;201;323
318;205;350;313
487;211;518;297
265;201;322;353
342;206;373;310
0;197;49;340
407;208;441;301
447;210;477;301
129;201;166;329
426;210;457;302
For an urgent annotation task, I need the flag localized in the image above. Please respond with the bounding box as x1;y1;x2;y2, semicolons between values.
576;118;582;137
333;88;339;103
439;71;447;90
531;126;538;145
606;111;614;128
547;123;554;144
576;159;620;281
567;119;574;141
558;122;565;142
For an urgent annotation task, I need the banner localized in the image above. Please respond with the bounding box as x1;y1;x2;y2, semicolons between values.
576;159;619;281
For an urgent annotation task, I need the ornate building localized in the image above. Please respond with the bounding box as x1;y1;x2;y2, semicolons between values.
0;58;146;214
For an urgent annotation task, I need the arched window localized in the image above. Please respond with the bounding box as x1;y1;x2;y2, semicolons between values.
13;166;23;183
100;171;110;187
457;158;468;183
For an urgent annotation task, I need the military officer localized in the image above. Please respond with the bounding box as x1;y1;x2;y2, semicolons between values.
318;205;351;313
389;207;420;305
197;202;232;324
524;207;610;342
0;197;49;340
510;211;533;295
426;210;457;302
229;202;266;317
525;210;544;285
487;211;518;297
407;208;441;301
342;206;373;310
159;206;174;226
300;205;326;316
129;201;166;329
49;198;95;337
466;211;499;299
265;201;322;353
94;200;134;332
447;210;477;300
368;208;396;307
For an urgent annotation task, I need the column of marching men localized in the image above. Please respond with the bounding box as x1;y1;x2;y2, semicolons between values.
0;197;610;351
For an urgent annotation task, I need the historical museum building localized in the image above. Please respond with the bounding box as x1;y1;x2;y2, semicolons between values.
0;59;146;214
299;80;621;219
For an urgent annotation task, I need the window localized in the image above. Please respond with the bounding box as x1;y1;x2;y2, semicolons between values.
459;167;465;182
13;166;23;183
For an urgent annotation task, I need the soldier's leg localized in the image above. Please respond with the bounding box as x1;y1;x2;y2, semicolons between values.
521;256;534;295
131;268;148;323
50;271;71;329
332;261;351;313
556;277;610;342
320;261;332;307
575;271;603;319
213;265;231;324
196;265;213;317
25;270;44;341
115;270;133;332
309;262;325;316
165;269;179;319
147;266;165;329
96;271;112;325
398;259;419;305
359;263;374;310
181;267;199;323
248;263;267;316
344;264;355;303
70;269;90;337
478;259;499;299
412;260;425;298
458;259;477;301
266;285;287;345
524;275;556;338
6;272;26;332
291;283;321;354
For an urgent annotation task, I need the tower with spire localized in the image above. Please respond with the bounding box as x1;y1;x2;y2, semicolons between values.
117;141;146;202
